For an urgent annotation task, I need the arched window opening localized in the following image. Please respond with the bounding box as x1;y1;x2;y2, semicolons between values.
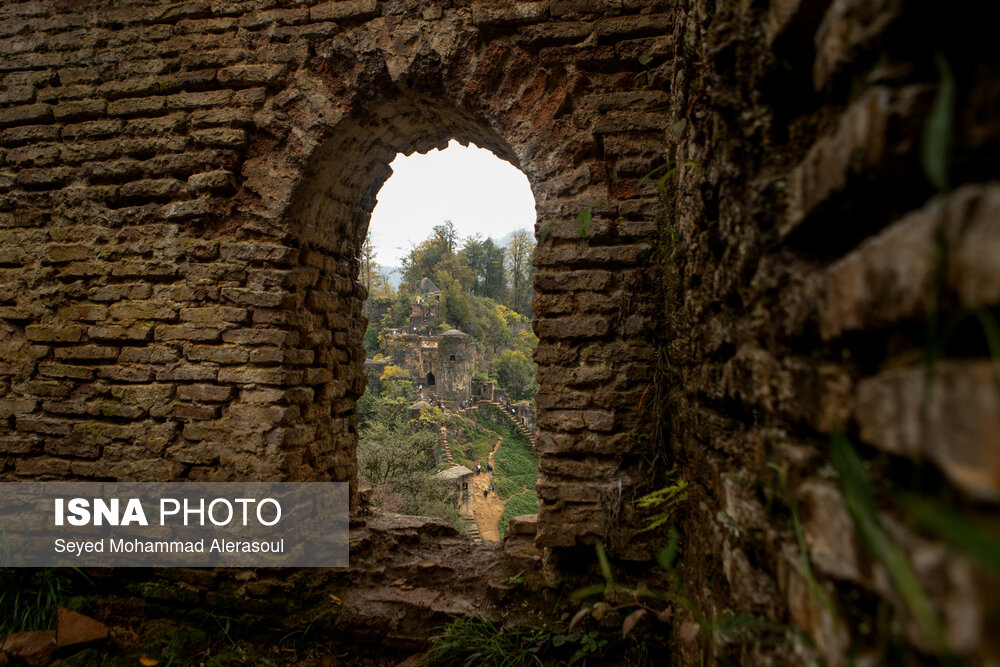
354;138;540;542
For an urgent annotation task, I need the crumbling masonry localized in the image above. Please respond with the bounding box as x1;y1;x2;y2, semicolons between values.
1;0;998;662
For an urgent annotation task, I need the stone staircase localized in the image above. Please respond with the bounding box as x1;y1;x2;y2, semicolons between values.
485;401;538;447
439;424;456;465
460;517;482;542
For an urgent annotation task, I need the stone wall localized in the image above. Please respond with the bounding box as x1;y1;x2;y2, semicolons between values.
3;0;999;662
656;0;1000;663
0;0;665;545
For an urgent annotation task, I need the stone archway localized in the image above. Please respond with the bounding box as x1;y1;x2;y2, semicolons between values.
236;16;664;550
0;1;667;555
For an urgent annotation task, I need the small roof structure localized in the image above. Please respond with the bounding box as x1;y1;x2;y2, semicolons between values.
441;328;468;337
418;277;439;293
435;465;474;480
409;400;431;411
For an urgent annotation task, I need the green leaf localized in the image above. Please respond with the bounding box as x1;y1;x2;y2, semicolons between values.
539;220;555;245
921;51;955;192
574;205;595;237
656;527;679;570
671;118;687;135
831;432;947;652
638;53;653;66
595;541;613;587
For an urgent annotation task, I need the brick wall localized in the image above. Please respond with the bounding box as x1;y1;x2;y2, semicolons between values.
0;0;667;546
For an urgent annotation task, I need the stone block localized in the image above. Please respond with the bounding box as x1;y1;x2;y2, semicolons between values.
180;306;249;324
53;344;120;361
309;0;379;22
814;0;906;89
109;299;178;322
187;169;234;192
96;365;154;382
162;199;210;220
52;99;106;121
534;315;609;339
63;304;108;321
218;64;287;87
87;323;153;342
857;362;1000;500
155;364;218;382
176;384;233;402
185;344;248;364
0;397;38;418
154;324;227;342
0;103;53;127
25;324;84;342
173;403;219;420
534;269;613;292
472;2;548;26
217;367;303;385
38;363;94;380
118;345;179;364
191;127;247;148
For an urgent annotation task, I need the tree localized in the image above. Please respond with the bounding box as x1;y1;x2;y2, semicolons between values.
460;235;506;302
506;229;534;316
400;221;474;292
493;349;537;400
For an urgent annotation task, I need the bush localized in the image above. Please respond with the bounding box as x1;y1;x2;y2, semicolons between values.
494;476;523;500
494;430;537;492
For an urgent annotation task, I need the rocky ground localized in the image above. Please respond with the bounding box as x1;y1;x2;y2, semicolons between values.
1;512;547;667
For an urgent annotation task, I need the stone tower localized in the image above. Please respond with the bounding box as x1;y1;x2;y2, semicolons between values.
434;329;474;403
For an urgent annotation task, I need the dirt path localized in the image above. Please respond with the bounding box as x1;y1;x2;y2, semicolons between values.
470;435;506;541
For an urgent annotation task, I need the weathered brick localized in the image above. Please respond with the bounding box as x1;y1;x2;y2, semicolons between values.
187;169;234;192
184;344;248;364
52;99;106;121
534;316;609;339
109;299;177;321
310;0;378;22
107;96;167;117
179;305;249;324
0;103;52;127
0;397;38;418
53;344;120;361
472;2;548;25
217;64;286;87
118;344;179;364
220;287;285;307
176;384;233;402
154;324;228;342
97;365;154;382
857;362;1000;500
25;324;84;342
173;403;219;420
155;364;218;382
217;367;303;385
162;199;210;220
63;304;109;321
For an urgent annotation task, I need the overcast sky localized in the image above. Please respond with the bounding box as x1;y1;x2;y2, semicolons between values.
367;140;537;266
